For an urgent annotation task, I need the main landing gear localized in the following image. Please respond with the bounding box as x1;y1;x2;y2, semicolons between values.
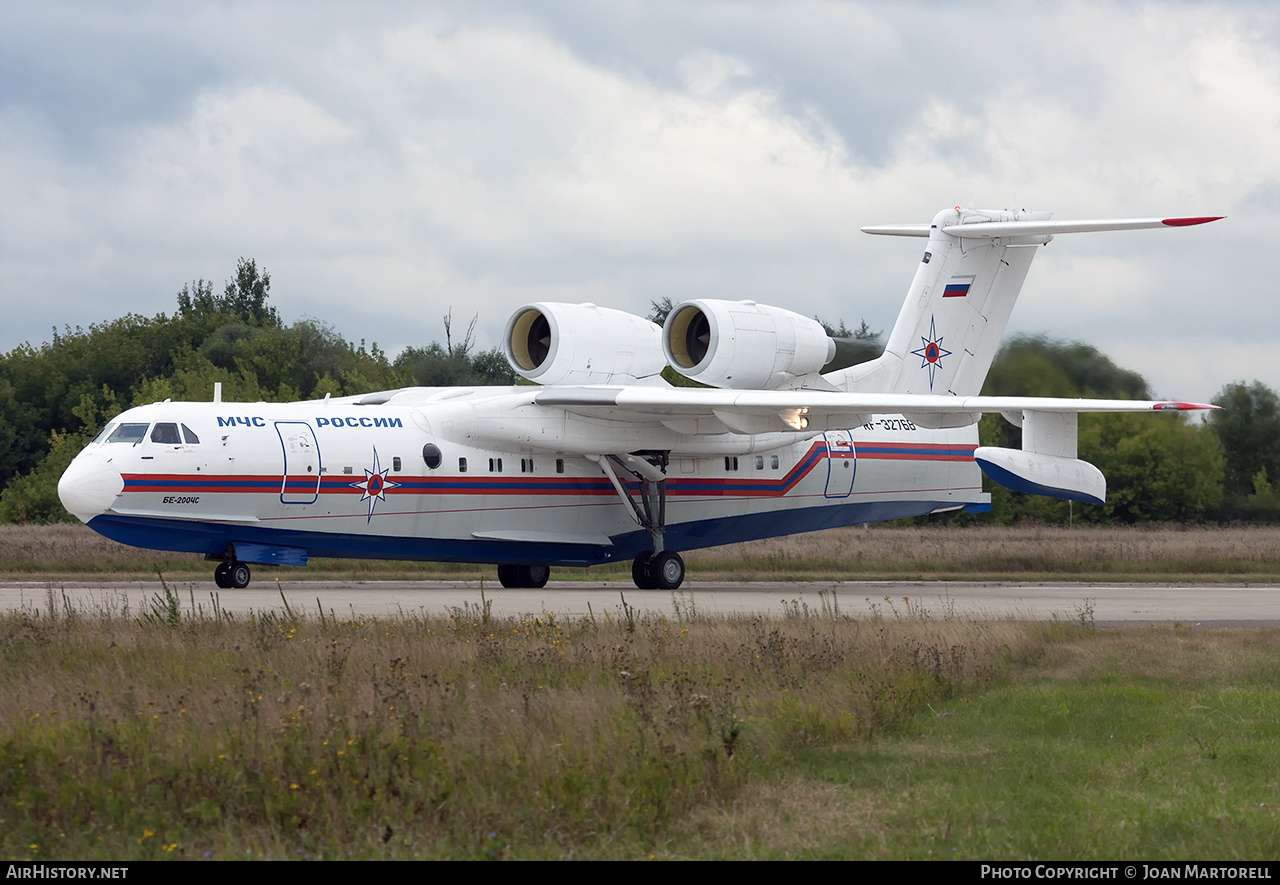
213;560;251;589
589;451;686;591
631;549;685;591
497;564;551;589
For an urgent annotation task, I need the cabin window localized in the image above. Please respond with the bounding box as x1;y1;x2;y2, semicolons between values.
392;457;402;472
181;424;200;444
422;444;442;469
771;455;779;470
458;457;468;473
489;458;503;473
556;459;564;474
521;458;534;473
343;466;353;475
107;423;148;444
755;455;764;470
724;456;739;471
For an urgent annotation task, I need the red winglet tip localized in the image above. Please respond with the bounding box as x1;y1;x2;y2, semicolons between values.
1154;401;1218;411
1161;216;1225;227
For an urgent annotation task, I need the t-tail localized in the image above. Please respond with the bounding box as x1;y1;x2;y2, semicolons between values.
823;207;1223;396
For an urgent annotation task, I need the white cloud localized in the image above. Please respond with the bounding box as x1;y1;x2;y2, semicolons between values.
1;1;1276;402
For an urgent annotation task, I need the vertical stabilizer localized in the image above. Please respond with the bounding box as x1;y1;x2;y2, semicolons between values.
826;207;1048;395
826;209;1223;396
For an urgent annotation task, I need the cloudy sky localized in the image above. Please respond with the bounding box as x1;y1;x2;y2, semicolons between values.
2;0;1277;403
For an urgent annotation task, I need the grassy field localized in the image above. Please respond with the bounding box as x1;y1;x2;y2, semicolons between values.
3;523;1279;582
1;591;1277;860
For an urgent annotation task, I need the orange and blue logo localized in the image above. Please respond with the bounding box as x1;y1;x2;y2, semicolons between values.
910;316;952;390
351;448;399;522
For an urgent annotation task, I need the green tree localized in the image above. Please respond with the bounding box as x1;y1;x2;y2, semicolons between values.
978;336;1222;524
1208;381;1280;514
176;258;279;327
1083;413;1224;523
0;429;87;524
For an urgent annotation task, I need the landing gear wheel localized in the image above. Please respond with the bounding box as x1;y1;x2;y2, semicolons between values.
497;564;551;589
229;561;251;589
214;562;232;589
651;550;685;590
631;552;657;590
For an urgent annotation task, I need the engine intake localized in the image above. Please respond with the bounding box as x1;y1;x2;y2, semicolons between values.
663;300;836;389
504;303;667;385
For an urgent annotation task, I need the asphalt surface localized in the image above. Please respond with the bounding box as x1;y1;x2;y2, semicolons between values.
2;579;1277;626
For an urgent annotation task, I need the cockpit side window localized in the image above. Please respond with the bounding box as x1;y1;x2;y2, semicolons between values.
151;423;182;445
106;423;149;444
181;424;200;444
91;423;117;445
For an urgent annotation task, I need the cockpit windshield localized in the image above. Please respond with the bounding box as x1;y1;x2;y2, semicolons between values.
106;423;149;444
151;423;181;444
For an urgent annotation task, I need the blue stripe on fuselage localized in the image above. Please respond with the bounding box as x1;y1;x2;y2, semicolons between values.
86;494;966;569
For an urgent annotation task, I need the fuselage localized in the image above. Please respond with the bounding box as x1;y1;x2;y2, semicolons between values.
58;388;990;569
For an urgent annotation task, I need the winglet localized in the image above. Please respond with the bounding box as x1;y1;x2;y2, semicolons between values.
1161;217;1225;227
1153;401;1220;411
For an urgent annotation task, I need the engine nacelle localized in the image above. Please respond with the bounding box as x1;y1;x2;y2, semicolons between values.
663;299;836;389
503;302;667;385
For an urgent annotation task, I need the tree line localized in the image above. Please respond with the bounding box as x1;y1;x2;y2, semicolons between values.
1;261;1276;524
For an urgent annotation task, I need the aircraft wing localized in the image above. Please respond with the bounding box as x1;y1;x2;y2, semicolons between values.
533;386;1215;433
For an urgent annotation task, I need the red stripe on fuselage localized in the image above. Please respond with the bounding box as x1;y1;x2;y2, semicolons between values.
117;441;976;501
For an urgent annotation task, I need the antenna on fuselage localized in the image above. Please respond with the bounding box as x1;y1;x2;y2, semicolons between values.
213;382;222;404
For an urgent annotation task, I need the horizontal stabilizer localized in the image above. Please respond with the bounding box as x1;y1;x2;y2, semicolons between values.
862;216;1223;238
975;447;1106;505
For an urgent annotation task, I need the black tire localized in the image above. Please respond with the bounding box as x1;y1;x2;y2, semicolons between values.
497;564;521;588
525;564;550;589
631;552;657;589
229;561;251;589
651;550;685;590
214;562;231;589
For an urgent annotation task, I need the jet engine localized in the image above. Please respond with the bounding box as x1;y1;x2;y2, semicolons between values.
503;302;667;385
663;299;836;389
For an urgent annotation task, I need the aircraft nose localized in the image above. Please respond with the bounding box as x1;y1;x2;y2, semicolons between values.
58;453;124;522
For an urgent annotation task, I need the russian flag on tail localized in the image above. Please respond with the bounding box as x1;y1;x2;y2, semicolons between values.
943;275;974;297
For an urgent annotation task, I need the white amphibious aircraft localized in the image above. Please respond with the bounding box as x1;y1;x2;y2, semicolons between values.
58;207;1222;591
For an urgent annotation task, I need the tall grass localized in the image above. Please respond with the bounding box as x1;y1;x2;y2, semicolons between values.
1;591;1033;859
4;591;1278;858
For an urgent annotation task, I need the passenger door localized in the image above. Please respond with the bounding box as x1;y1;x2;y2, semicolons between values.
276;422;321;504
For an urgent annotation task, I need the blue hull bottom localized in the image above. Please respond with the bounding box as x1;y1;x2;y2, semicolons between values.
88;498;990;568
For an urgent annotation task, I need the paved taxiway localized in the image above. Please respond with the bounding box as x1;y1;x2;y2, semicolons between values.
1;579;1276;626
